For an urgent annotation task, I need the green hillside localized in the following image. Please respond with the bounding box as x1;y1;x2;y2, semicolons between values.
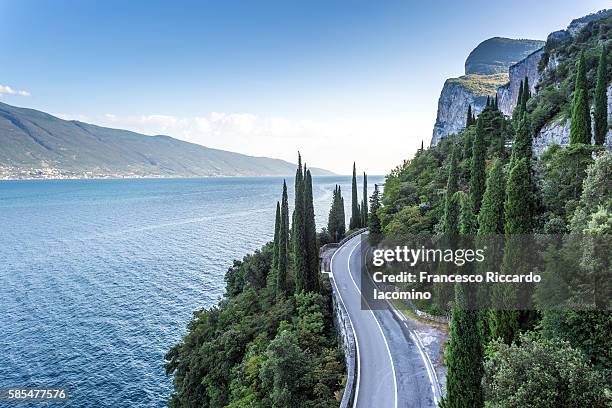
0;102;333;179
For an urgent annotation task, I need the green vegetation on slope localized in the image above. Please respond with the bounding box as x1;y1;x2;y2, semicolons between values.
165;156;345;408
378;18;610;407
446;73;509;96
0;102;333;178
531;15;611;134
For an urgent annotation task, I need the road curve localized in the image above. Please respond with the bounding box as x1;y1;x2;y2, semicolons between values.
331;233;440;408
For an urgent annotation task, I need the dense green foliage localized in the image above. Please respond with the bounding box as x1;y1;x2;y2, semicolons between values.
466;104;476;126
278;181;290;296
293;156;308;292
361;172;368;227
470;116;487;213
327;185;346;242
593;46;608;145
349;163;361;229
166;158;343;407
272;201;281;273
533;15;611;135
304;169;320;293
570;52;592;144
483;335;610;408
442;146;460;234
477;159;505;235
443;192;484;408
378;19;610;406
504;158;535;234
368;184;382;236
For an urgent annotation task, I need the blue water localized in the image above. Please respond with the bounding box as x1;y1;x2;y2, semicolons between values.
0;176;382;407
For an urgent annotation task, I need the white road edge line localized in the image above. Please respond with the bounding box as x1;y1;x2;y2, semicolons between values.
363;240;442;406
330;242;361;408
346;238;398;408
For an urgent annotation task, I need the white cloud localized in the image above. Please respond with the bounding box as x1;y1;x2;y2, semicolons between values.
0;85;30;96
52;111;427;174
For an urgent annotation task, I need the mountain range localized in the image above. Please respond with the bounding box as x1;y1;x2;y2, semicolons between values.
0;102;332;179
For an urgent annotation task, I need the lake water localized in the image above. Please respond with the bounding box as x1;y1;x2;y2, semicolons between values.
0;176;382;407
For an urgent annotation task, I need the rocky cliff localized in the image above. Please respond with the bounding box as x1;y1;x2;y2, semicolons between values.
498;9;612;119
432;74;508;146
465;37;545;75
529;10;612;156
497;48;544;116
431;38;544;146
534;85;612;158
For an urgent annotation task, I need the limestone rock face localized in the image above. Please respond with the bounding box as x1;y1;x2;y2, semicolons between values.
431;74;507;146
533;116;571;157
430;10;611;148
497;48;544;116
431;38;543;146
533;85;612;158
465;37;545;75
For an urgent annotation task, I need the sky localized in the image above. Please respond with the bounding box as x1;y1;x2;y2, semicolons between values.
0;0;609;174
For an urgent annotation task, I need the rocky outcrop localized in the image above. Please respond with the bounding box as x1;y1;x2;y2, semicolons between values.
567;9;612;36
431;38;543;146
431;11;612;147
533;116;571;157
533;84;612;157
431;74;507;146
499;9;612;119
465;37;545;75
497;48;544;116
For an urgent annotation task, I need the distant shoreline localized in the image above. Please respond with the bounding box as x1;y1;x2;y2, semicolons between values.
0;173;352;182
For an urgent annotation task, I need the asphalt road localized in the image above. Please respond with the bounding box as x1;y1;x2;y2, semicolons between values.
331;234;441;408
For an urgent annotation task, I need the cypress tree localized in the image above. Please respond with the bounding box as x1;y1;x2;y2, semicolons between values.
361;172;368;227
328;185;346;243
466;105;473;127
349;162;361;229
521;76;530;114
303;169;319;292
570;51;592;144
514;80;524;120
593;46;608;145
489;158;537;343
293;156;307;293
504;158;535;234
443;146;460;234
470;121;486;213
510;115;533;166
445;302;485;408
277;181;290;296
477;160;505;341
339;189;346;234
272;201;281;272
463;129;474;160
444;192;484;408
489;158;535;344
459;191;477;235
486;96;491;108
421;140;424;151
328;186;339;242
477;159;505;235
439;148;461;309
368;184;382;236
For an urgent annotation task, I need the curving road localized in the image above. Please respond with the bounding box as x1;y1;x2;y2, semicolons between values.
330;233;441;408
